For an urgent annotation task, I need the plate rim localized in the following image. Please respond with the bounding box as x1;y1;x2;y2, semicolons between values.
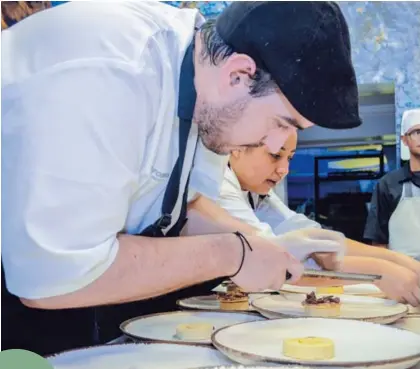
119;310;264;346
176;294;252;312
279;284;384;297
46;341;221;362
211;317;420;367
250;295;409;322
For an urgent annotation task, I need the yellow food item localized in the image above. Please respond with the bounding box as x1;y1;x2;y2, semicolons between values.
175;323;214;340
219;298;249;311
283;336;335;360
304;302;341;317
316;286;344;294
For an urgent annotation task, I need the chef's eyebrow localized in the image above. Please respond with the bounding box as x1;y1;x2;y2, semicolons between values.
275;115;304;130
280;147;296;152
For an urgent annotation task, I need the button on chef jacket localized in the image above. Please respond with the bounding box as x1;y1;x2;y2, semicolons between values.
218;167;321;237
1;1;228;300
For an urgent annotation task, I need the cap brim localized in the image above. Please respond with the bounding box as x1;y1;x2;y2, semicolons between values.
276;77;362;130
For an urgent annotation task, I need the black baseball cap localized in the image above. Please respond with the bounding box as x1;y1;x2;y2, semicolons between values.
216;1;362;129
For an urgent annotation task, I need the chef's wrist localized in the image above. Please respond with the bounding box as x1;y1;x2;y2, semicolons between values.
215;233;245;277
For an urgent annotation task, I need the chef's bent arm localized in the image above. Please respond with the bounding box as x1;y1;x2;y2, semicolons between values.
3;65;242;310
20;234;241;309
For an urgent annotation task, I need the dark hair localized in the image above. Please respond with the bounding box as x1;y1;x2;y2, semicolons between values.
199;19;278;97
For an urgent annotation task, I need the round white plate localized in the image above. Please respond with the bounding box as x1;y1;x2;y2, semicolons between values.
47;343;233;369
120;311;265;345
212;318;420;369
280;283;383;296
177;294;266;312
393;317;420;335
251;294;407;324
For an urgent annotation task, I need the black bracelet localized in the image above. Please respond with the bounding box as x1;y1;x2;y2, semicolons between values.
230;231;253;278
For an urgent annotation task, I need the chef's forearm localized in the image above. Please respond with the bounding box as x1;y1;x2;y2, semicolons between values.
21;233;240;309
345;238;391;258
338;256;392;276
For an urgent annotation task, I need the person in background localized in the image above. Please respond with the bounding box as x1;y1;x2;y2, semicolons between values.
214;130;420;305
364;109;420;260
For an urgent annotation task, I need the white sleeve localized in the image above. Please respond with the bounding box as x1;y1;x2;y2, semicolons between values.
217;171;276;237
257;192;321;235
2;62;149;299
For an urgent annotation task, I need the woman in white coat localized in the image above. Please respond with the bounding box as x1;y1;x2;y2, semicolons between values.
217;131;420;305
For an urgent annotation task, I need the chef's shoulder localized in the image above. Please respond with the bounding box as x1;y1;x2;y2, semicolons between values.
1;1;201;87
375;165;407;201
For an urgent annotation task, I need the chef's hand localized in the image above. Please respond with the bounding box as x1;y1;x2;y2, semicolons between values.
267;228;347;271
230;235;304;292
374;261;420;306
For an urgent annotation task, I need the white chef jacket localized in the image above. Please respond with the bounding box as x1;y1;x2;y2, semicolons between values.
2;1;228;299
218;167;321;237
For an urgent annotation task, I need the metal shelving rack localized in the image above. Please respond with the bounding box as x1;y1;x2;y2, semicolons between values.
313;152;385;240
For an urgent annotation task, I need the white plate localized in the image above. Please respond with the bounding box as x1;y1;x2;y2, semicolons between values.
120;311;265;345
393;317;420;334
280;283;383;296
47;343;233;369
212;318;420;369
251;294;407;324
177;295;266;312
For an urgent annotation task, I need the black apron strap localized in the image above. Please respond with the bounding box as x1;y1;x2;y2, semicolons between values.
140;39;196;238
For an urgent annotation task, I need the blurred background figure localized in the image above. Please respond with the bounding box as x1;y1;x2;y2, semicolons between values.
364;109;420;260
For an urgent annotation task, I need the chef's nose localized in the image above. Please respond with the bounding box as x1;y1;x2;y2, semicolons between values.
276;163;289;177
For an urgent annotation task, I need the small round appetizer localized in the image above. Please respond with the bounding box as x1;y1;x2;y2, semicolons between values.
283;336;335;360
175;323;214;340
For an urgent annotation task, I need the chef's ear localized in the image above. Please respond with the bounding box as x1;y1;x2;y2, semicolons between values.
401;135;409;147
221;53;257;90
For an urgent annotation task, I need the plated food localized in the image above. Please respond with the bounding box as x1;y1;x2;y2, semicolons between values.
302;292;341;318
217;283;250;311
175;323;214;341
251;293;407;324
120;310;264;345
211;318;420;368
283;336;335;360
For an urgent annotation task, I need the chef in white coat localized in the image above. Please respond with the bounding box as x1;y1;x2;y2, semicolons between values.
217;130;420;305
365;109;420;259
2;1;362;354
